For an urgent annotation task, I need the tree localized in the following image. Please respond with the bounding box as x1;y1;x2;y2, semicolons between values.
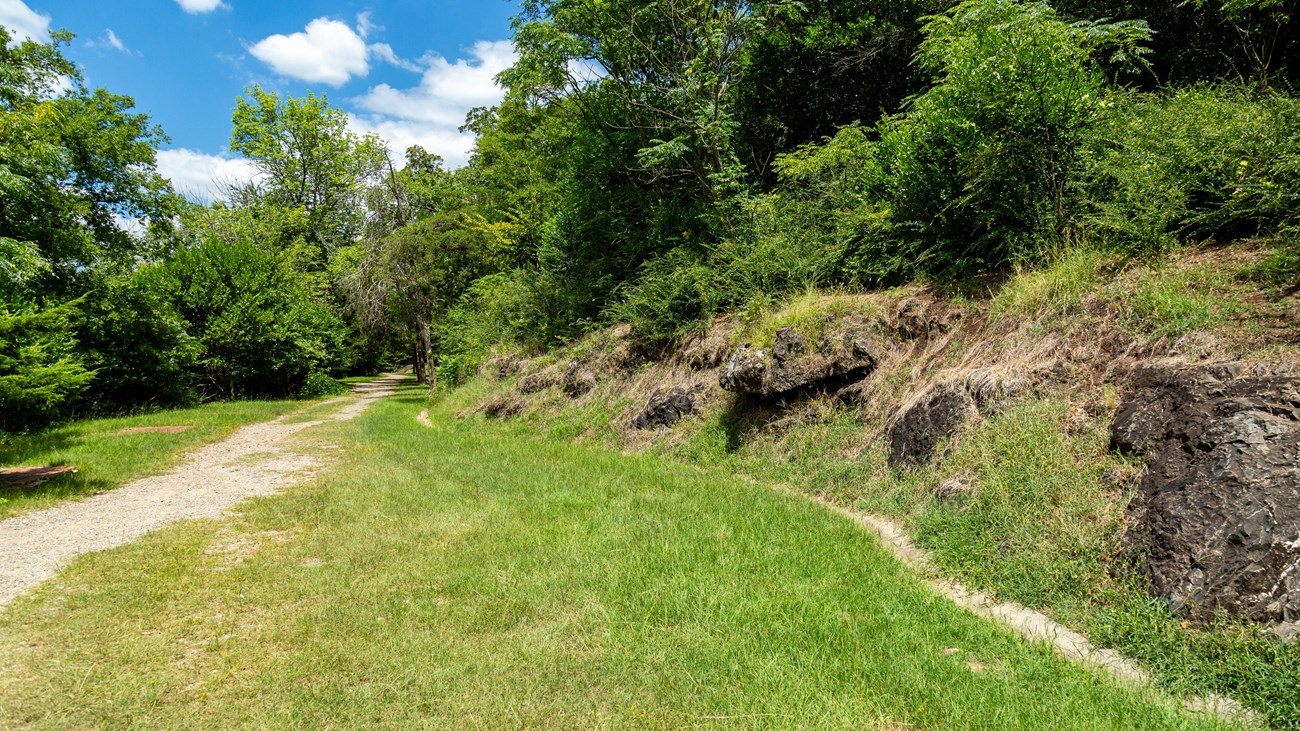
733;0;943;183
867;0;1151;274
146;239;346;399
505;0;806;212
0;27;176;296
347;217;497;384
230;86;386;267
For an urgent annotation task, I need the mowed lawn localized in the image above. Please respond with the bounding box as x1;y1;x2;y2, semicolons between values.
0;392;1237;730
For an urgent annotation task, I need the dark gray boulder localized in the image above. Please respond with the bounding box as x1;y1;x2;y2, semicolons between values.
631;387;700;430
718;327;878;398
1112;360;1300;630
884;368;1030;469
886;380;978;468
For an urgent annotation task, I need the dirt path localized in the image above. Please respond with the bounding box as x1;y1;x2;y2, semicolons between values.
0;374;408;609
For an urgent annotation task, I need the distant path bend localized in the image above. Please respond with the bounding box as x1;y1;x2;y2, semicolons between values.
0;374;408;609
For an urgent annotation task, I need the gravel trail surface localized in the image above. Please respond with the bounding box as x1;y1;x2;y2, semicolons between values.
0;375;407;608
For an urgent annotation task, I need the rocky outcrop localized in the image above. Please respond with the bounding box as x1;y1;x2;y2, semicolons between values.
885;368;1030;468
887;381;978;468
631;387;701;430
1111;360;1300;631
562;361;597;398
719;328;878;399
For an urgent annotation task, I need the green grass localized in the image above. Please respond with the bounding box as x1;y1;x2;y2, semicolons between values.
0;400;303;519
0;392;1237;730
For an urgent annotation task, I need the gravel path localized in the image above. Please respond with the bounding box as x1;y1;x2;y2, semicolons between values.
0;374;407;609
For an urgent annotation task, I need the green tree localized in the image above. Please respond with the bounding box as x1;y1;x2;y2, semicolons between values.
0;28;176;295
867;0;1151;275
347;217;498;384
230;86;386;267
147;240;346;399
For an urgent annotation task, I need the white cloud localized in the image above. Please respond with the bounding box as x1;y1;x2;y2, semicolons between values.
0;0;50;43
369;42;422;73
104;29;126;52
356;11;377;40
350;40;516;167
175;0;226;14
250;18;370;86
156;149;258;204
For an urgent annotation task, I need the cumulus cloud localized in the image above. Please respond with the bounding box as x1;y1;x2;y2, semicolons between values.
0;0;50;43
156;149;258;204
249;18;370;86
350;40;516;167
175;0;226;14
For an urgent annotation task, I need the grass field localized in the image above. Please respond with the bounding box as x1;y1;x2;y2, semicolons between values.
0;390;1238;730
0;400;306;519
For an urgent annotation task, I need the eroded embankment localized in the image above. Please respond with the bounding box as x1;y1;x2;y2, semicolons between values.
443;246;1300;725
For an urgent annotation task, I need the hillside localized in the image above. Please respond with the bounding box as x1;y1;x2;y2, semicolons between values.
440;242;1300;726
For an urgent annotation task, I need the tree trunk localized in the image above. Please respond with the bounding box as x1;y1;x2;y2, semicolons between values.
413;318;432;385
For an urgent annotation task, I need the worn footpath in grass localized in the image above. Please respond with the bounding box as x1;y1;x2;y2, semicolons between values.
0;391;1238;730
0;399;306;519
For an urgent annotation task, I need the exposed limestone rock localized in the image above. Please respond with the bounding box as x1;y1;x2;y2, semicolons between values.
517;370;560;394
479;395;525;419
562;361;597;398
486;356;523;379
631;387;701;430
718;327;878;399
887;381;978;468
1111;360;1300;631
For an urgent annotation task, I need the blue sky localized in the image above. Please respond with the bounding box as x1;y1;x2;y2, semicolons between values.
1;0;518;201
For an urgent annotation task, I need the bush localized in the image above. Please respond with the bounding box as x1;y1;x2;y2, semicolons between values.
432;271;541;368
1082;86;1300;253
146;239;347;400
0;302;95;433
74;273;199;411
298;370;349;398
862;0;1151;277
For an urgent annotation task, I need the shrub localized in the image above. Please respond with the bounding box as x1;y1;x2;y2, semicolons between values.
0;302;95;433
1082;86;1300;253
864;0;1151;277
74;273;199;411
432;271;541;368
146;239;347;399
298;370;349;398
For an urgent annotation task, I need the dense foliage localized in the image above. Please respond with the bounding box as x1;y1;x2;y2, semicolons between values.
4;0;1300;428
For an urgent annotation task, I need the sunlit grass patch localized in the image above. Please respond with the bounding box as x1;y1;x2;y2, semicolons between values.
0;394;1232;730
0;399;303;519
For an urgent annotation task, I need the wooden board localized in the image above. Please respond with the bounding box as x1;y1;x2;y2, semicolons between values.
0;466;79;490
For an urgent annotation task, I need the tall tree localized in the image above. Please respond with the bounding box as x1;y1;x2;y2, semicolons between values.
0;28;176;295
230;86;386;267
